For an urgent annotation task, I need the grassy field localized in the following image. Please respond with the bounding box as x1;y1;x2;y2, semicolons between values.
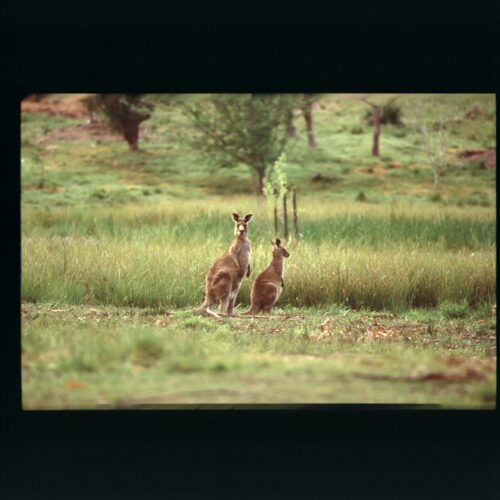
20;94;496;408
22;303;496;408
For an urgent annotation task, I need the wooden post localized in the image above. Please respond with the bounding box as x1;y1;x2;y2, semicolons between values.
37;139;46;189
283;190;289;240
273;189;279;235
292;186;299;240
372;105;381;156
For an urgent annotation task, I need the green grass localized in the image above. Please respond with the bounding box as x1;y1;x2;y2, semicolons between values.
20;94;496;408
22;197;495;310
22;303;496;408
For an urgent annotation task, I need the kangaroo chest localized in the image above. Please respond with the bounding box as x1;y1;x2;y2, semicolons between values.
230;240;250;270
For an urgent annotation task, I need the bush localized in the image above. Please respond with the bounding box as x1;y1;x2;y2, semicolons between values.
350;125;364;135
133;334;165;365
97;94;153;151
355;191;367;202
439;300;470;319
364;104;403;126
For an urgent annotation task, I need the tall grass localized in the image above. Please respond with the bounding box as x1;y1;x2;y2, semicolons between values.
22;236;495;310
21;196;495;310
22;197;495;248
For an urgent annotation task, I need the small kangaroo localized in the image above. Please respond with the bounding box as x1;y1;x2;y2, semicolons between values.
198;212;253;316
245;238;290;315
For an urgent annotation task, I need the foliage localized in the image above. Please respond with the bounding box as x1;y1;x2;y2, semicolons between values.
355;191;367;202
404;96;463;191
364;103;403;126
181;94;294;192
97;94;153;150
263;153;288;218
439;300;470;319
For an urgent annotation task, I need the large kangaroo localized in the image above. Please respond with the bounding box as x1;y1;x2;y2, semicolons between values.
245;238;290;315
198;212;253;316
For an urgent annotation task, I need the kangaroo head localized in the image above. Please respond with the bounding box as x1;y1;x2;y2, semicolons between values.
232;212;253;237
272;238;290;258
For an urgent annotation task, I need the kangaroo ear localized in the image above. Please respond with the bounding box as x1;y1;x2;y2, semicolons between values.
231;212;240;222
244;213;253;223
275;238;281;246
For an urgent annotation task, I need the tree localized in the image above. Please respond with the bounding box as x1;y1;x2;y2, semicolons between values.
97;94;153;151
302;94;320;147
406;97;460;191
286;106;297;139
81;94;98;124
360;95;400;156
277;94;321;146
263;153;288;234
181;94;293;193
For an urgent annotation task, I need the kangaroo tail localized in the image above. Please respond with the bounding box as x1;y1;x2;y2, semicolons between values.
191;305;223;318
242;306;259;316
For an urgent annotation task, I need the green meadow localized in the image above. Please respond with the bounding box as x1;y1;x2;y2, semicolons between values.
21;94;496;408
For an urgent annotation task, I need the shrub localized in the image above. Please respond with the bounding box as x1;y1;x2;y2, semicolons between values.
364;103;403;126
97;94;153;151
133;334;165;365
439;300;470;319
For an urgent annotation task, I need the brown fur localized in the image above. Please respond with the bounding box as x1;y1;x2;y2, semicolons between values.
245;239;290;315
198;212;253;316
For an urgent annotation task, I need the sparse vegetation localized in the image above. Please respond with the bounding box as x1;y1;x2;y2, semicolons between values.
22;303;496;408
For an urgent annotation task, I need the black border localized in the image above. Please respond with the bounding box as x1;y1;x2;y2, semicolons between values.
2;1;499;497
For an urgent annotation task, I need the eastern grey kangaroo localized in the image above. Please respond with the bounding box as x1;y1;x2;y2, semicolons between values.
198;212;253;316
245;238;290;315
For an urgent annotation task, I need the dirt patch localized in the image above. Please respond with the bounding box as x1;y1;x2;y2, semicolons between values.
465;107;483;120
22;96;88;118
452;148;496;169
360;164;387;176
47;122;120;142
22;184;64;193
311;173;342;184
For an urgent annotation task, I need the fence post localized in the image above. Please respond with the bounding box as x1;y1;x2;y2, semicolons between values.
273;188;279;235
292;186;299;240
283;190;289;240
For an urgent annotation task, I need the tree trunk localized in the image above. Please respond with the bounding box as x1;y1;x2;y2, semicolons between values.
283;191;289;240
292;186;300;240
124;122;140;151
256;170;265;194
372;106;381;156
37;156;45;189
286;110;297;139
273;189;279;234
303;100;317;148
432;168;440;191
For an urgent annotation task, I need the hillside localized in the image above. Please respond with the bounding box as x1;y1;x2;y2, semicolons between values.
21;93;496;209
